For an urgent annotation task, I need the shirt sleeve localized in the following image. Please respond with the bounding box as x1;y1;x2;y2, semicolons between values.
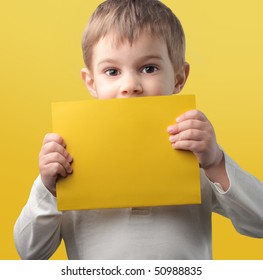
14;176;63;259
209;151;263;238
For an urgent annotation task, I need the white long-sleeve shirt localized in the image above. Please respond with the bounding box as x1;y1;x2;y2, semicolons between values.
14;152;263;259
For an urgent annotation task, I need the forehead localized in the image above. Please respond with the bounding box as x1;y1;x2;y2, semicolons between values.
93;33;169;58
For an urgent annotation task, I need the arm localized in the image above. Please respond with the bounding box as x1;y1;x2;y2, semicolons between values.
167;110;263;237
207;152;263;237
14;176;63;259
14;133;73;259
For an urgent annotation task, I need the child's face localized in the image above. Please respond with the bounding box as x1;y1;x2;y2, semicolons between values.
81;33;189;99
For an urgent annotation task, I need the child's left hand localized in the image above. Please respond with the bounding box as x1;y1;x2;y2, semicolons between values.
167;109;223;169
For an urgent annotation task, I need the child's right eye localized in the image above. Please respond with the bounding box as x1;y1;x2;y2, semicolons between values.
105;69;120;76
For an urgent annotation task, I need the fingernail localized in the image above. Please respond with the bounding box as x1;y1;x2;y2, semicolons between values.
68;155;73;162
167;126;174;133
172;143;176;149
176;116;182;122
169;135;175;142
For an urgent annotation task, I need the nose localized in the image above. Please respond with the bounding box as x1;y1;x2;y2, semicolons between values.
119;73;143;97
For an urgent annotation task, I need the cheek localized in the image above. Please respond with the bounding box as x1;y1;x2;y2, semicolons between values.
160;82;174;95
146;76;174;95
162;74;176;95
94;78;118;99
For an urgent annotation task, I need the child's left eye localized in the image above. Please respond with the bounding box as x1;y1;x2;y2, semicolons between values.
141;65;158;74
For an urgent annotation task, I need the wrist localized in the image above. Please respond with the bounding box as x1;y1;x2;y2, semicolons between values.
203;149;230;191
201;148;223;171
40;175;57;197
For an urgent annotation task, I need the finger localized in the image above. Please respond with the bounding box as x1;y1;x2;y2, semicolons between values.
42;133;66;147
41;152;73;174
171;139;204;153
169;129;205;143
167;119;205;135
176;110;208;123
42;162;68;178
40;141;73;163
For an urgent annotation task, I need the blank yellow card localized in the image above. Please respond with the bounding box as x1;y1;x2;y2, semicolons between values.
52;95;201;210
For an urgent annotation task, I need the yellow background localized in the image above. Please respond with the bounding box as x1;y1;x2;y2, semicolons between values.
0;0;262;259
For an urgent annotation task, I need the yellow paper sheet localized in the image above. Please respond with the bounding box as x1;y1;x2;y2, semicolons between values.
52;95;201;210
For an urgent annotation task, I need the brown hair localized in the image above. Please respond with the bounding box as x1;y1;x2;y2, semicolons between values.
82;0;186;70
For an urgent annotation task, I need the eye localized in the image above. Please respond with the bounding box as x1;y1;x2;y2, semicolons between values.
141;65;159;74
105;68;120;76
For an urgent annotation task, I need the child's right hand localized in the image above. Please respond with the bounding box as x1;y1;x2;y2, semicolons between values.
39;133;73;196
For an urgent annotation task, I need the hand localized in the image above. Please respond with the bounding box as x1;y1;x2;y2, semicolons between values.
39;133;73;196
167;110;223;169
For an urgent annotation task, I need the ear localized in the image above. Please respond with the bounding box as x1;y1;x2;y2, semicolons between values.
80;68;97;98
174;62;190;93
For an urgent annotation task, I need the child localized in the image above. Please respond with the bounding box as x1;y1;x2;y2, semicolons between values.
14;0;263;259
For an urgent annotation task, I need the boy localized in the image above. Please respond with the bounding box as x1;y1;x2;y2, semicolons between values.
14;0;263;259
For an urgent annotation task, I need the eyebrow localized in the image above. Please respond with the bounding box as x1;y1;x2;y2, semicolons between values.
140;55;164;63
97;55;164;67
97;59;117;67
